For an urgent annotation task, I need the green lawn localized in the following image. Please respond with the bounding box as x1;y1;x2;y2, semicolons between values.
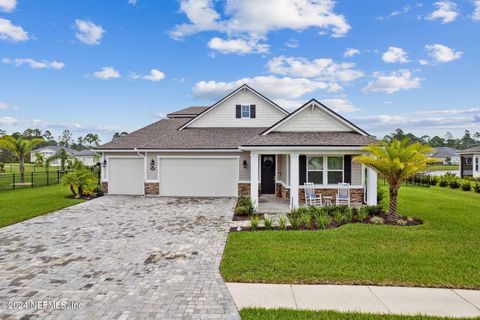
221;185;480;289
425;164;458;171
0;162;60;173
0;184;83;228
240;309;479;320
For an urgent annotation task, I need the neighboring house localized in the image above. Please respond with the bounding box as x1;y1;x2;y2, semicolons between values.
96;84;378;208
429;147;460;165
458;146;480;178
31;146;98;167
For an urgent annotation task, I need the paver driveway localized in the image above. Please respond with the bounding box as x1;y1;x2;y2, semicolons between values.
0;196;240;320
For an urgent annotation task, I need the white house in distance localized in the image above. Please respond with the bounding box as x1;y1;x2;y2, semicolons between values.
430;147;460;165
31;146;98;167
96;84;378;209
459;146;480;179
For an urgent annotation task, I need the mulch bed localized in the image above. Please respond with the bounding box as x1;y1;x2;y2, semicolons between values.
232;214;264;221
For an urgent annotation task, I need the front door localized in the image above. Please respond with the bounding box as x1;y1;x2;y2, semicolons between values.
261;155;276;194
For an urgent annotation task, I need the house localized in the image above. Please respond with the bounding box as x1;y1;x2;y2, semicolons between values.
429;147;460;165
96;85;378;208
458;146;480;178
31;146;98;167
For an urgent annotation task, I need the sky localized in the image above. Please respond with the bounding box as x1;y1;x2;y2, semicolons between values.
1;0;480;143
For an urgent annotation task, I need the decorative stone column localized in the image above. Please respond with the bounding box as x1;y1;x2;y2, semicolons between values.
289;153;299;209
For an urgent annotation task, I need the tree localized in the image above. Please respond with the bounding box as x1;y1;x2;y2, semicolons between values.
430;136;446;147
84;133;100;147
58;129;73;147
0;136;44;182
354;138;437;222
459;130;476;149
42;130;57;146
45;148;73;172
62;168;97;198
33;152;45;167
112;132;128;140
22;128;42;139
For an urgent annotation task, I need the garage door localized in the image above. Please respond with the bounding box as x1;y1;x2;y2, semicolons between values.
108;158;144;195
159;157;238;197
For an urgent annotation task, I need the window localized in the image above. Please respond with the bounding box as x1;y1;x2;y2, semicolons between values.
307;156;323;184
307;156;344;185
327;156;344;184
241;105;250;118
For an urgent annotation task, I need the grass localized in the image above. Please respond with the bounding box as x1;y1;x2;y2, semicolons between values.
0;162;60;173
220;185;480;289
0;184;83;228
240;309;480;320
425;164;458;171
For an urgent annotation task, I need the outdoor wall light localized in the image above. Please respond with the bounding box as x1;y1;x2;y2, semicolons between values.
150;159;156;171
243;160;248;169
102;159;107;168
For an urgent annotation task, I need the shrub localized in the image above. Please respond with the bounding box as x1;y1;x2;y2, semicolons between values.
438;177;449;187
278;216;288;230
315;214;332;229
250;215;259;231
461;180;472;192
235;206;250;216
357;206;369;220
93;185;104;196
236;197;255;216
299;213;313;229
365;205;383;215
464;176;474;181
474;182;480;193
449;178;460;189
429;176;439;186
0;162;4;173
288;216;299;230
61;169;97;197
343;207;354;223
264;217;273;230
370;216;384;225
377;188;385;203
333;210;344;224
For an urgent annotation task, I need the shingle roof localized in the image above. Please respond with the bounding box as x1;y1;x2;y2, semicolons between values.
33;146;78;154
431;147;460;158
242;131;378;146
460;145;480;154
167;106;210;118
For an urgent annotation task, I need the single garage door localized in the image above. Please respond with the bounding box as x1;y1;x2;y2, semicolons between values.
108;157;144;195
159;157;238;197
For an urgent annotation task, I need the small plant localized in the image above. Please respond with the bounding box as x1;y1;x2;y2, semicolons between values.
333;210;344;224
438;177;449;187
0;162;4;173
377;188;385;203
370;216;385;225
250;215;259;231
461;180;471;191
474;182;480;193
365;205;383;215
343;208;353;223
236;197;255;216
397;219;407;226
315;214;332;229
288;216;299;230
449;178;460;189
429;176;439;186
278;216;288;230
357;206;369;220
264;217;273;230
235;206;250;216
299;213;313;229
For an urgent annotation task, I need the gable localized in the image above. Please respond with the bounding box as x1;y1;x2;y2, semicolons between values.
273;104;352;133
185;86;287;128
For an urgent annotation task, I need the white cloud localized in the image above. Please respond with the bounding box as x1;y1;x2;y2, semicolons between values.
92;67;121;80
425;44;462;62
0;102;11;110
154;112;168;119
267;56;364;83
419;59;429;65
322;98;360;113
171;0;350;40
140;69;165;82
0;18;28;42
474;0;480;21
285;39;299;48
376;4;423;20
192;76;341;101
2;57;65;69
128;0;137;5
382;47;409;63
426;1;459;24
344;48;360;58
208;37;269;54
0;0;16;12
0;116;18;125
75;19;105;45
362;70;423;94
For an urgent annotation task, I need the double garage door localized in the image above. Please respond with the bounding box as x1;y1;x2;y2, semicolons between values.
108;157;238;197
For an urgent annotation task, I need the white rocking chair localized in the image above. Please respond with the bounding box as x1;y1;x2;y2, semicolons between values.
304;182;322;206
336;183;351;207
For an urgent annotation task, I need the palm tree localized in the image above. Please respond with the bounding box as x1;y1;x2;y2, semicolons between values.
0;136;44;182
354;138;437;222
33;152;45;167
45;148;72;172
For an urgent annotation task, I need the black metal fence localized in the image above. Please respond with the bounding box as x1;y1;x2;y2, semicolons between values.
381;174;431;187
0;168;101;192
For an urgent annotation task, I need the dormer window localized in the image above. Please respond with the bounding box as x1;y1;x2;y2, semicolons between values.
236;104;256;119
241;105;250;118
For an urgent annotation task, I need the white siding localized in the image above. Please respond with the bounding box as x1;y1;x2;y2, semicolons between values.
239;151;250;181
276;154;289;185
189;89;286;128
351;161;362;186
275;105;351;132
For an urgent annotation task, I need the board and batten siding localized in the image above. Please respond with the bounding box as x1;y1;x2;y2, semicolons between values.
188;89;285;128
274;106;351;132
351;161;362;186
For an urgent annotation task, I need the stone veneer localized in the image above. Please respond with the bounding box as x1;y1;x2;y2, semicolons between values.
145;182;160;196
237;183;250;197
275;184;364;205
276;183;290;199
101;182;108;194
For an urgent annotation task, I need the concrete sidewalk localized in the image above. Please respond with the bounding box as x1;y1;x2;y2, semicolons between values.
226;283;480;318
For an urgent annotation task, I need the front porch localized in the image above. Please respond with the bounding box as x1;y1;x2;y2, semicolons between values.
247;150;378;210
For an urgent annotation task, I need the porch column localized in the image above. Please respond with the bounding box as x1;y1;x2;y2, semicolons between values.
250;153;259;208
366;167;378;205
289;153;299;209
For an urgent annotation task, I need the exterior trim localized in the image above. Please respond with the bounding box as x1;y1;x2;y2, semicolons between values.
260;99;370;136
178;84;289;130
157;155;240;159
95;148;241;152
